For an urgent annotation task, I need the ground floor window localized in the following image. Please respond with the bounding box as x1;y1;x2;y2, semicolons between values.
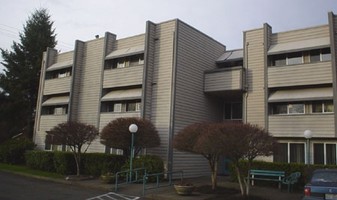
313;143;337;165
274;142;305;163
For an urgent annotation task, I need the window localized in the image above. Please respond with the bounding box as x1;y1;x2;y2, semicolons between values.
101;100;141;113
271;101;334;115
314;143;337;165
287;52;303;65
312;101;333;113
273;142;305;163
271;54;286;66
105;54;144;69
322;48;331;61
273;143;288;163
271;103;304;115
288;103;304;114
224;102;242;120
41;105;68;115
270;48;331;67
45;68;72;80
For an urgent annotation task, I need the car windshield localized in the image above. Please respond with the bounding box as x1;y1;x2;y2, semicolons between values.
311;171;337;183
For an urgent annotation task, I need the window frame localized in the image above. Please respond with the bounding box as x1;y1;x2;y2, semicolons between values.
313;143;337;165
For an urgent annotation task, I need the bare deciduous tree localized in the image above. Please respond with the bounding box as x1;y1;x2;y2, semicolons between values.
100;117;160;157
45;121;98;176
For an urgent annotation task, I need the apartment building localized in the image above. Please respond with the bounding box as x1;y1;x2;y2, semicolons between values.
34;12;337;177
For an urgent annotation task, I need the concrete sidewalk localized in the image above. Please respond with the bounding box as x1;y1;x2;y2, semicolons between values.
69;176;304;200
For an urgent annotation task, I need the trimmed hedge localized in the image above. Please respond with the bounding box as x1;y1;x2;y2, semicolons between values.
25;151;55;172
24;151;126;176
0;138;35;164
82;153;126;176
122;155;164;182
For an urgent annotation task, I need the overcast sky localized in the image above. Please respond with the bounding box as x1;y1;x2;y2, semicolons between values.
0;0;336;72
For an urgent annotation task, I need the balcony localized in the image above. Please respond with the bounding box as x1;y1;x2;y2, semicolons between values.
44;77;72;95
268;62;332;88
99;112;141;130
204;67;245;93
269;114;335;137
103;65;143;88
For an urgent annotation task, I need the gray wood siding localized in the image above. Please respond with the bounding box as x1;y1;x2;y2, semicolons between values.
269;115;335;137
145;20;176;167
69;41;85;121
204;68;243;92
113;34;145;50
173;20;226;177
43;77;72;95
35;115;68;149
142;22;157;120
268;62;332;87
244;28;266;127
76;38;105;126
55;51;74;63
271;25;329;44
99;113;141;131
103;65;143;88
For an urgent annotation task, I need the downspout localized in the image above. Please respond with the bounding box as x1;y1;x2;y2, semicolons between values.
244;41;249;124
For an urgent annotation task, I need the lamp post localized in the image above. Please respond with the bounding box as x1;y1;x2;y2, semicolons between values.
304;130;312;165
129;123;138;182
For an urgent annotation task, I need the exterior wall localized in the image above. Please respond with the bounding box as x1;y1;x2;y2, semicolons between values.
268;62;332;88
142;21;157;120
35;115;68;149
271;25;329;44
145;20;176;171
243;28;266;127
44;77;72;95
329;13;337;135
69;40;85;121
269;114;335;137
173;20;226;177
113;34;145;50
204;67;244;92
75;38;105;129
103;66;143;88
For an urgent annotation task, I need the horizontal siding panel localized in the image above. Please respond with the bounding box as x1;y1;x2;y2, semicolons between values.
56;51;74;63
269;114;335;137
77;39;105;125
99;112;141;131
268;62;332;87
103;65;143;88
245;28;266;127
271;25;329;44
204;69;242;92
113;34;145;50
35;115;68;149
43;77;72;95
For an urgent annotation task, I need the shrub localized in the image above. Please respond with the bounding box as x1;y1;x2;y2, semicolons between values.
82;153;126;176
0;138;35;164
122;155;164;182
53;151;77;175
25;150;55;172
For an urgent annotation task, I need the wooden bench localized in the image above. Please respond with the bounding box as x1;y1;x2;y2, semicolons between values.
247;169;285;189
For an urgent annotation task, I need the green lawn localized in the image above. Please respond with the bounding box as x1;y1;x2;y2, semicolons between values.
0;163;64;179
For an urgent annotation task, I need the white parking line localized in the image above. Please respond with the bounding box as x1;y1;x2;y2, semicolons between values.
86;192;140;200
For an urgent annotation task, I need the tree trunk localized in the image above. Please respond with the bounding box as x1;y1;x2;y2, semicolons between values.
211;159;218;190
73;147;81;176
235;166;245;196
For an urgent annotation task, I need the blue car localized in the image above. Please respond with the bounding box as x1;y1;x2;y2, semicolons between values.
303;169;337;200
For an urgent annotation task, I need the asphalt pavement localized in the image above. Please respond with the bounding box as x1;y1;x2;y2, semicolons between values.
0;170;304;200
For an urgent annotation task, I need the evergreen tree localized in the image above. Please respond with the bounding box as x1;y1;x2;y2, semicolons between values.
0;8;57;141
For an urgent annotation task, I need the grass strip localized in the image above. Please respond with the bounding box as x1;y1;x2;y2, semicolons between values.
0;163;64;179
